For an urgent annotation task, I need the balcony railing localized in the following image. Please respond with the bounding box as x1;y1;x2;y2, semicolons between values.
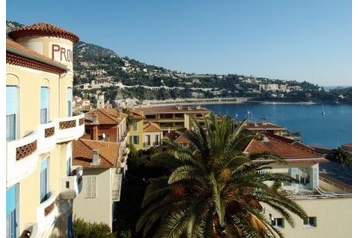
36;190;58;231
37;121;56;154
55;114;85;143
60;166;83;200
6;114;85;188
6;132;38;188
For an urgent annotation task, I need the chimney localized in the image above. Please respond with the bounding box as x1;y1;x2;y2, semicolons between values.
91;149;100;165
117;108;121;118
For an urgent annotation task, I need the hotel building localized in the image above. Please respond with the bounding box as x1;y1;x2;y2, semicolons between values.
6;23;84;237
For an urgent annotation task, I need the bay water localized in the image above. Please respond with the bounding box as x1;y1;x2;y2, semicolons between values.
204;103;352;149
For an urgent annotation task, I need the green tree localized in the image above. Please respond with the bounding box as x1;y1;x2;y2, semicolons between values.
73;218;116;238
326;146;352;167
136;113;307;238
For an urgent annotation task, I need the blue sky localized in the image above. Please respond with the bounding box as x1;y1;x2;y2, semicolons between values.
5;0;353;87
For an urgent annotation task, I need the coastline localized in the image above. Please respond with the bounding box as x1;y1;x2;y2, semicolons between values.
139;97;318;107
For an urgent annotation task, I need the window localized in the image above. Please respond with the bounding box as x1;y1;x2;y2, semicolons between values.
146;135;151;146
271;218;284;228
131;135;139;145
6;185;18;238
6;86;17;141
84;176;97;198
40;87;49;124
155;134;160;145
67;87;72;117
40;158;49;202
303;217;317;227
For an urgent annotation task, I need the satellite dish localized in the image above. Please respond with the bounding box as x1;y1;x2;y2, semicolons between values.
102;133;106;139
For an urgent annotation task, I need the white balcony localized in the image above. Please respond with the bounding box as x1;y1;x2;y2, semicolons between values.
55;114;85;143
6;132;38;188
36;190;58;232
37;121;56;154
60;166;83;200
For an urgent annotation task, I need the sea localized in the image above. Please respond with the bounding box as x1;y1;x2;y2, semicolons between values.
203;103;352;149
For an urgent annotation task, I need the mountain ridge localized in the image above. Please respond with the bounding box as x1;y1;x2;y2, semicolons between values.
6;20;352;105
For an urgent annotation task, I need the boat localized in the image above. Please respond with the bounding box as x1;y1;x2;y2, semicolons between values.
321;104;326;115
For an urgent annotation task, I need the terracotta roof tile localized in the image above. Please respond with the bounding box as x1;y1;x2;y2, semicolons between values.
8;22;79;43
131;111;146;119
174;133;191;144
6;38;67;72
72;138;120;168
143;122;162;132
244;133;326;163
85;108;126;125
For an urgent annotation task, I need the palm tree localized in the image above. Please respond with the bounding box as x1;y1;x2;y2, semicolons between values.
326;146;352;167
136;112;307;238
121;107;134;129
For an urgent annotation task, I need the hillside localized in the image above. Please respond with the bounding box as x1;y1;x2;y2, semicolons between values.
6;20;352;105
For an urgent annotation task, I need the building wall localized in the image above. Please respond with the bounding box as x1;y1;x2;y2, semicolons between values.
129;119;144;151
6;27;80;237
73;168;114;230
263;198;352;238
143;131;163;148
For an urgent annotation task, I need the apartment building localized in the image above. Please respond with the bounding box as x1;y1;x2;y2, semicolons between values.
132;105;211;134
72;139;125;232
72;107;129;231
142;122;163;150
6;23;84;237
244;132;352;238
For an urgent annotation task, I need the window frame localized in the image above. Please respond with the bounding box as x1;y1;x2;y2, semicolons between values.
271;218;285;228
303;217;317;228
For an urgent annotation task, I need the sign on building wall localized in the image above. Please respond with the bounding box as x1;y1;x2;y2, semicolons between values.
50;43;73;64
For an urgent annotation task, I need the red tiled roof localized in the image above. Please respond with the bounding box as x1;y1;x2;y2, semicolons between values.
174;133;191;145
6;38;67;74
143;122;162;132
72;138;120;168
8;22;79;43
85;108;126;125
244;133;326;163
131;111;146;120
341;143;352;152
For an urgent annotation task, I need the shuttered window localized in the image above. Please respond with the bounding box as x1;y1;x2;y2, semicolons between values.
312;167;318;189
84;176;97;198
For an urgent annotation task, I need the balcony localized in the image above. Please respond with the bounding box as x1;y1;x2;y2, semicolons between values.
36;190;58;231
6;132;38;188
60;166;83;200
37;121;56;154
6;114;85;188
55;114;85;143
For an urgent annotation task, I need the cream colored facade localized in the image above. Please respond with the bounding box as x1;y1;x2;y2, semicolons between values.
6;23;84;238
72;167;122;231
262;163;352;238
